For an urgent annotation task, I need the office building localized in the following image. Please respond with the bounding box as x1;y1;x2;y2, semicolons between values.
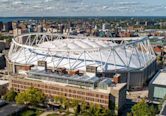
149;69;166;102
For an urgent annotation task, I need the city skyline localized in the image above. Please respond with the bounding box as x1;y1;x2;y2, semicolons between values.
0;0;166;17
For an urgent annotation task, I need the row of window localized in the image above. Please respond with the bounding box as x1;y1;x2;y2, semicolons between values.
12;79;109;104
44;90;108;104
12;79;109;99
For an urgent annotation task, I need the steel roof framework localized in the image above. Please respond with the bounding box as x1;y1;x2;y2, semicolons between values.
8;33;156;72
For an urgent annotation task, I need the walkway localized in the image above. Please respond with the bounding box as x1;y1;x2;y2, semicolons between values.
40;111;55;116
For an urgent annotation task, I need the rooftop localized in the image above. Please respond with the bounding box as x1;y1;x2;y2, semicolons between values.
0;80;8;85
28;69;99;83
37;39;116;51
152;69;166;86
23;68;127;93
21;77;126;94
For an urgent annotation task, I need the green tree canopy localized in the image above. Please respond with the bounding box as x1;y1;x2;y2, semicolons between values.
54;96;114;116
16;87;45;106
82;103;114;116
0;34;12;42
3;89;17;102
131;99;156;116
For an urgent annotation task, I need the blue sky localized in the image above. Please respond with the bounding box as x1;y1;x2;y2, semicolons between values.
0;0;166;16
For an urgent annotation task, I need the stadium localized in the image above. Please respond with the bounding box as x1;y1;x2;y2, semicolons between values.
7;33;157;89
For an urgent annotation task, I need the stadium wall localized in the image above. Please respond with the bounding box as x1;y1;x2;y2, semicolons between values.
97;60;158;90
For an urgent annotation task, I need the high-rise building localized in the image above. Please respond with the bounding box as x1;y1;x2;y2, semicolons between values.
37;25;43;32
13;28;22;37
94;25;97;30
102;23;106;31
7;22;13;31
0;22;3;31
12;22;17;29
2;22;13;32
27;25;31;33
59;24;64;33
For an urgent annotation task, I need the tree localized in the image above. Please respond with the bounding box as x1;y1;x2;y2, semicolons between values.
54;96;61;104
53;96;114;116
61;96;69;110
127;112;132;116
93;104;101;116
101;108;113;116
16;87;45;106
3;89;17;102
0;34;12;42
131;99;156;116
70;99;80;115
81;103;96;116
80;100;87;112
82;103;113;116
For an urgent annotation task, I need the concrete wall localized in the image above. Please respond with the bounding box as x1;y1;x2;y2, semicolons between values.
109;84;127;114
98;60;158;90
7;58;158;90
126;60;157;89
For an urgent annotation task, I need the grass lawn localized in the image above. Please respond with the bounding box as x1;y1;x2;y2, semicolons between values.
18;108;43;116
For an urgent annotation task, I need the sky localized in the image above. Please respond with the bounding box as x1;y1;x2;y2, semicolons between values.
0;0;166;17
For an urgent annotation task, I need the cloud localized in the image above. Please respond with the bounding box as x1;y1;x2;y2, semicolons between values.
0;0;165;16
12;1;22;5
44;0;53;2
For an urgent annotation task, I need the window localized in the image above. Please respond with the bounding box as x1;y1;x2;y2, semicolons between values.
153;86;166;99
100;95;104;98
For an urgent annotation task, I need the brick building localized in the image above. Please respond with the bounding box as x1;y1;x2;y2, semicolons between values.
10;74;126;111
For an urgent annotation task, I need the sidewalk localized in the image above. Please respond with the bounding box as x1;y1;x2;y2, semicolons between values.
40;111;55;116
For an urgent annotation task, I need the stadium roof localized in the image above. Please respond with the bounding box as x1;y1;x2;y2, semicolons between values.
8;33;156;72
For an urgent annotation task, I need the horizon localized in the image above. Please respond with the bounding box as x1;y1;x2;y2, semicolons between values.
1;16;166;18
0;16;166;23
